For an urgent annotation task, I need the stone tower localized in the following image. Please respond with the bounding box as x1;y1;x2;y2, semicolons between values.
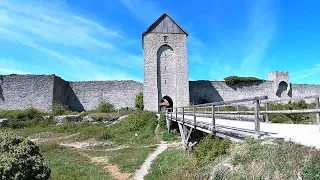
143;13;190;112
268;71;291;98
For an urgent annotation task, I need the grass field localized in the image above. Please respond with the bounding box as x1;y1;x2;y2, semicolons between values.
0;110;161;180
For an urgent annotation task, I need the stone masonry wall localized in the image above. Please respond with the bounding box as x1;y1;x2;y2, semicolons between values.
292;84;320;102
68;80;143;111
189;81;320;104
53;75;69;106
143;33;189;111
0;74;54;111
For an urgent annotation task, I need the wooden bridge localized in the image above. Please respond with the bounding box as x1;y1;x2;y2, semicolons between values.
164;95;320;150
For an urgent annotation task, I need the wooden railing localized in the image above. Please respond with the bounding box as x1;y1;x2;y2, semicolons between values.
164;95;320;138
261;95;320;124
165;96;268;137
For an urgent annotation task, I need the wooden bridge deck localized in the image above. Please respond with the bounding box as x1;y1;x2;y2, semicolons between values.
171;114;320;149
165;95;320;149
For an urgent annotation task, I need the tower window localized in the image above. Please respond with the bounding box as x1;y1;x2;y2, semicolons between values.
164;66;166;71
165;80;166;84
163;36;168;43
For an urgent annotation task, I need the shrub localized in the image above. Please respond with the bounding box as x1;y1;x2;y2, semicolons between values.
52;104;69;115
0;107;43;121
89;113;120;122
192;135;230;164
158;112;167;131
108;111;158;144
301;154;320;180
135;92;144;110
96;102;114;113
261;100;311;124
162;130;180;141
224;76;263;86
0;132;51;179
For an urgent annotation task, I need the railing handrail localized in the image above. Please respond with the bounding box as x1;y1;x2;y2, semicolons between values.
165;96;268;110
261;94;320;104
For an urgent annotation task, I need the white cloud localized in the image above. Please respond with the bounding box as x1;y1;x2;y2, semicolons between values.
119;0;163;24
0;68;29;74
0;0;142;81
240;0;277;76
291;64;320;80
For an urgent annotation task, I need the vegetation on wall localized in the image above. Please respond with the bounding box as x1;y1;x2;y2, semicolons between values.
0;132;51;179
135;92;144;110
224;75;264;85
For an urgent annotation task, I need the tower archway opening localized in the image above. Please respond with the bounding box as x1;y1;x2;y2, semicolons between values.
159;95;173;112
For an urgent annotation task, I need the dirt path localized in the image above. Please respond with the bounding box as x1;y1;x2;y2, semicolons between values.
80;151;132;180
133;143;168;180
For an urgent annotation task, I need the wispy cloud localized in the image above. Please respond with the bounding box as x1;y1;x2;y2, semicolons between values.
240;0;277;76
119;0;162;24
0;68;28;74
0;0;142;81
291;64;320;81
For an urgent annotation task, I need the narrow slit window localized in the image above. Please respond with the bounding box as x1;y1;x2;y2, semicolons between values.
165;80;166;84
163;36;168;43
165;66;166;71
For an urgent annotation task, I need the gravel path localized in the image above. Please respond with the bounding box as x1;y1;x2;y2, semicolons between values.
133;143;168;180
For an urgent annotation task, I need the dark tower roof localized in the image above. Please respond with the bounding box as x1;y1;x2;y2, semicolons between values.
142;12;188;36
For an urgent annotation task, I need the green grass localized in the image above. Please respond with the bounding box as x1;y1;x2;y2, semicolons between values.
40;142;111;180
107;146;156;173
2;111;158;145
144;148;187;180
1;110;161;179
162;130;180;141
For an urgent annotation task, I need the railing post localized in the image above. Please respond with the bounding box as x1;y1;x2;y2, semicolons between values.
175;108;178;121
265;103;269;123
236;104;239;120
193;106;196;127
167;109;172;132
316;97;320;127
212;105;215;135
182;107;185;123
217;106;220;112
254;99;261;138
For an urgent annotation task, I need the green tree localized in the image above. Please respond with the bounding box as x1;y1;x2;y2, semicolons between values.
0;132;51;179
135;92;144;110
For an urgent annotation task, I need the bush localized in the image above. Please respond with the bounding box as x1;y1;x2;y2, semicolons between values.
301;154;320;180
108;111;158;144
192;135;230;164
224;76;263;86
52;104;69;115
261;100;311;124
96;102;114;113
135;92;144;110
0;107;43;121
158;112;167;131
89;113;120;122
0;132;51;179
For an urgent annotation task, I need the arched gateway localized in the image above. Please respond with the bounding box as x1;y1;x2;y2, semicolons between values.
143;13;190;112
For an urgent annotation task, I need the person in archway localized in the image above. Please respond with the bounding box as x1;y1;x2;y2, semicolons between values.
159;96;173;112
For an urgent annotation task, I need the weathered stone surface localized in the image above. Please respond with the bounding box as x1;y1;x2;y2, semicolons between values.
143;33;189;112
82;116;94;122
0;119;9;125
68;80;143;111
0;74;54;111
54;115;82;124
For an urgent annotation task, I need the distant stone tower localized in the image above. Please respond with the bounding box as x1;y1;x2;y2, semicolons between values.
143;13;190;112
268;71;291;98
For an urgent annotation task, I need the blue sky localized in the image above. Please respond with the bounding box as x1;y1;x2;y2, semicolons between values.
0;0;319;84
